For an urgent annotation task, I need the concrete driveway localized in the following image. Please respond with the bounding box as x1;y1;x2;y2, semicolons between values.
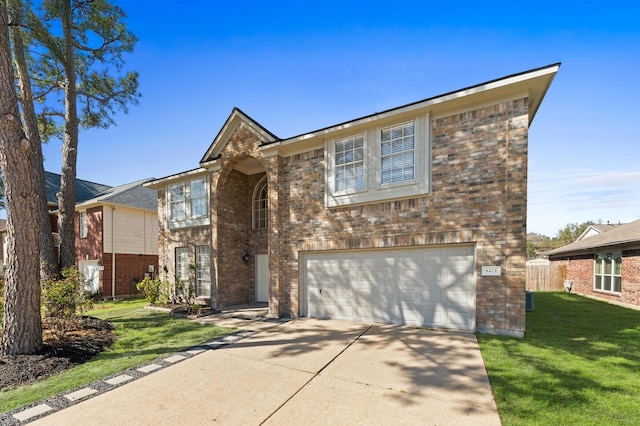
30;318;501;425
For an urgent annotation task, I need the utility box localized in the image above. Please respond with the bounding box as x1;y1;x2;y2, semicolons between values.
525;291;534;312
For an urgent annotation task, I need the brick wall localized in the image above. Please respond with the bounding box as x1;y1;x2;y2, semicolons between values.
76;206;103;261
277;99;529;335
553;250;640;306
101;253;158;297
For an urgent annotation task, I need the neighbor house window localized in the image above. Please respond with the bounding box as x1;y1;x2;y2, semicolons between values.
335;134;365;193
253;176;268;229
380;121;415;185
195;246;211;298
79;211;87;238
168;177;209;228
176;247;190;297
594;252;622;293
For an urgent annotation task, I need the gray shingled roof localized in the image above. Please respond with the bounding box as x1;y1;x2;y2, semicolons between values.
547;219;640;256
45;172;157;212
77;178;157;211
45;171;112;205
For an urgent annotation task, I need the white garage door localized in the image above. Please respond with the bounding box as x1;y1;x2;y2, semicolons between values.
303;246;476;331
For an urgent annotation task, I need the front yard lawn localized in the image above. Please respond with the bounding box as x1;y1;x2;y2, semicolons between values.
0;298;234;413
478;292;640;425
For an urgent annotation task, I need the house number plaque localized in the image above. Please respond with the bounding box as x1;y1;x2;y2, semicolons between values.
481;266;501;276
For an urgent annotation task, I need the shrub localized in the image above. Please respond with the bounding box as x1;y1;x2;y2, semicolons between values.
136;277;170;305
41;267;93;335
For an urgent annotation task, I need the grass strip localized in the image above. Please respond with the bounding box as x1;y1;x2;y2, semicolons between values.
0;298;234;413
478;292;640;426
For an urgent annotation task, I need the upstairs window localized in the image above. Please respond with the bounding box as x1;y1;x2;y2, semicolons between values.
253;176;268;229
168;177;209;228
170;184;186;221
335;135;365;193
79;211;87;238
594;252;622;293
190;179;207;218
380;121;415;185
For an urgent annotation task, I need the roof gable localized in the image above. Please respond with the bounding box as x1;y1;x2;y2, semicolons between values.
200;107;279;164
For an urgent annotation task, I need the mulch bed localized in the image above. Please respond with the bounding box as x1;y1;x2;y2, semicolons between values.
0;317;116;391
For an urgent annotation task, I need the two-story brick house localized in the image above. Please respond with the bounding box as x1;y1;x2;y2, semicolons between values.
146;63;560;337
48;172;159;298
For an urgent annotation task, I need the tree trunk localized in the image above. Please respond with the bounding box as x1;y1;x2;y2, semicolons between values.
57;0;79;270
0;1;43;355
8;0;58;279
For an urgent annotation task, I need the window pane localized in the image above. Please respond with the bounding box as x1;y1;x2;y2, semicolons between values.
595;255;602;274
176;247;190;282
190;179;204;197
253;178;268;229
380;122;415;185
334;135;365;192
196;246;211;298
603;276;612;292
613;276;621;293
614;252;622;275
595;275;602;290
170;184;185;220
604;254;612;274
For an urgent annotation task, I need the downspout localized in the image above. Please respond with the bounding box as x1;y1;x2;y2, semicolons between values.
111;205;116;300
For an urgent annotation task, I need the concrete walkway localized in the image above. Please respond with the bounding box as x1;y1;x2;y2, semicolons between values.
28;317;501;425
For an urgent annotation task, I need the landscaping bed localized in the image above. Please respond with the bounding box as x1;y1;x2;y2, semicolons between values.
0;317;115;390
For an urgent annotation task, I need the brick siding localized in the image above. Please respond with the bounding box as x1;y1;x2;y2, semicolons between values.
158;99;530;336
553;250;640;306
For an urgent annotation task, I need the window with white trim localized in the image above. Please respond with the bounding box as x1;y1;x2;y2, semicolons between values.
381;121;415;185
79;211;87;238
195;246;211;298
335;134;365;193
594;252;622;293
168;177;209;228
325;114;429;208
253;176;268;229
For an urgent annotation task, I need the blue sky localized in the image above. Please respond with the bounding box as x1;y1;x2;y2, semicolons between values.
39;0;640;237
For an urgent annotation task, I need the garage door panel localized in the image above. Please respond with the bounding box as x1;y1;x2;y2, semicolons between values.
304;246;475;331
447;290;471;305
421;290;444;302
397;290;419;303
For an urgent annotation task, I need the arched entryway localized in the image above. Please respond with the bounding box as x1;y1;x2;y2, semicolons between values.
215;156;269;308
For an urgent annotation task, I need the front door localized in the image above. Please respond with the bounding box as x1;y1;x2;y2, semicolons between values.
255;254;269;302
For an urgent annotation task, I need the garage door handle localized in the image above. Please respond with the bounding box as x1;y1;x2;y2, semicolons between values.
319;289;322;295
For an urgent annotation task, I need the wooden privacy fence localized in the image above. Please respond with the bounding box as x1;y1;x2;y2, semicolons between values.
526;263;566;291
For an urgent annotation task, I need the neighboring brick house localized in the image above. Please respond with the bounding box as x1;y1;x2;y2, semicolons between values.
44;172;158;297
146;63;560;337
547;220;640;307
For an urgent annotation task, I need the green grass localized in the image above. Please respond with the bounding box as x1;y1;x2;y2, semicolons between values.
478;292;640;426
0;298;235;413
